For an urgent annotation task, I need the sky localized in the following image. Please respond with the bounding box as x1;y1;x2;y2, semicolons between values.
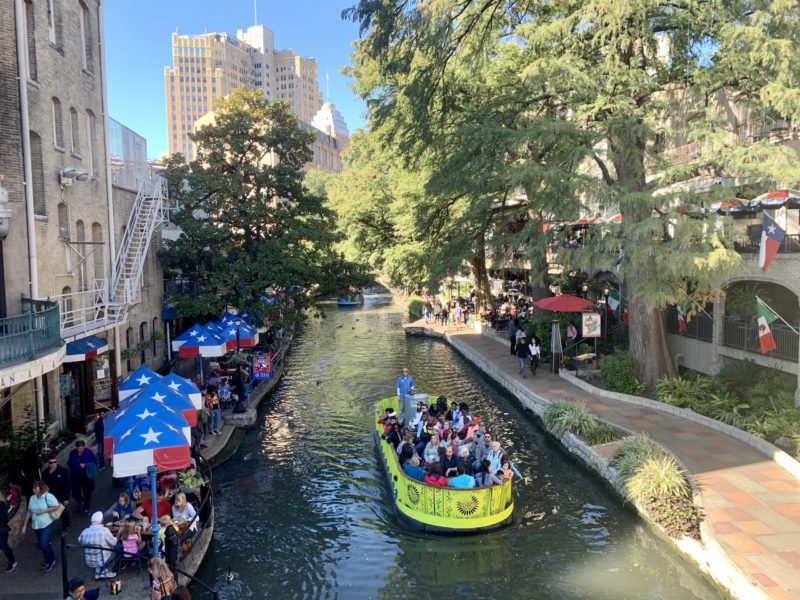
104;0;368;159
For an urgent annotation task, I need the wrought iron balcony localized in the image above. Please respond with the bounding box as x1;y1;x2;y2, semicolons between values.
723;318;798;362
0;298;63;369
733;233;800;254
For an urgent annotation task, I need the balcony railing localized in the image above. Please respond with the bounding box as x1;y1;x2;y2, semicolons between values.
723;318;798;362
733;233;800;254
664;307;713;342
0;298;63;369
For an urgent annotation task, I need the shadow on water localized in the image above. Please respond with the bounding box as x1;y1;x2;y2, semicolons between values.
196;296;724;600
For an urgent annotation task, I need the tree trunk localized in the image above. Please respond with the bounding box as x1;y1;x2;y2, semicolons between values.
469;236;493;312
627;288;677;390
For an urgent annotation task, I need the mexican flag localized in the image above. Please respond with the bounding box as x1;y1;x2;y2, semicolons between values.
756;298;778;354
607;289;620;314
677;304;688;333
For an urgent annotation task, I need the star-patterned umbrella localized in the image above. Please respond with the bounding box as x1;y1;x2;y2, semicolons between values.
161;372;203;410
111;410;191;478
104;393;191;459
118;367;163;402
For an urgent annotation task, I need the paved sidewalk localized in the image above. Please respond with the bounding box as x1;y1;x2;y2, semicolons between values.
408;320;800;600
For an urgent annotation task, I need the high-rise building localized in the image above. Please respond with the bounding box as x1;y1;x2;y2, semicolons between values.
165;24;323;159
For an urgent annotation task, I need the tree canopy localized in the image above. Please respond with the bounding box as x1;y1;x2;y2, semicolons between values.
161;88;371;322
343;0;800;386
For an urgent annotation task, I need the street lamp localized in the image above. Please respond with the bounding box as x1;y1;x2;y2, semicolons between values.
232;318;246;414
581;282;590;298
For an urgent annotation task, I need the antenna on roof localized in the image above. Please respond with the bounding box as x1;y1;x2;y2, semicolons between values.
254;0;258;26
326;66;330;102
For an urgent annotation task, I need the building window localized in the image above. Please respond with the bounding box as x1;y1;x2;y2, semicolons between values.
85;110;96;177
79;1;93;72
125;327;133;371
29;131;46;216
62;286;73;327
139;322;148;364
92;222;103;281
69;108;80;154
58;202;69;240
24;0;37;80
152;318;159;357
52;97;64;148
46;0;62;47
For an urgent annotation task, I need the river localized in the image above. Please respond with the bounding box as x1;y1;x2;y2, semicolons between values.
196;294;723;599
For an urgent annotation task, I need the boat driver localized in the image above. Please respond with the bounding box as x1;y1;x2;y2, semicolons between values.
396;368;415;401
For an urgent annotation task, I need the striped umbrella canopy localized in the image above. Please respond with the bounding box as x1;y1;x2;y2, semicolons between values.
748;190;800;208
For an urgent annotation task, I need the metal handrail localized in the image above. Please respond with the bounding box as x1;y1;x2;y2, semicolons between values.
0;297;62;368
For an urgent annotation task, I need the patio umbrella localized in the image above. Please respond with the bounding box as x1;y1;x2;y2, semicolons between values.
118;367;162;402
748;189;800;208
126;381;198;427
534;294;594;313
205;321;224;334
171;323;213;353
219;322;258;351
550;320;563;374
161;372;203;410
105;393;191;459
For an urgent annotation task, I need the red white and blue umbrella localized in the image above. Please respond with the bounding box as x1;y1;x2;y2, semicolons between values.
119;367;162;402
123;381;198;427
205;321;224;335
219;322;258;351
176;326;227;358
104;393;191;459
111;412;191;478
172;323;216;353
161;372;203;410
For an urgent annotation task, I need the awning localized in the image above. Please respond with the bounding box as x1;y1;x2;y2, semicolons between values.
63;335;109;363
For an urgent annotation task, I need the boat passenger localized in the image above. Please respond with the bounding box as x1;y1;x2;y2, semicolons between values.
403;455;425;482
474;460;503;488
414;417;437;456
383;423;403;449
487;441;504;475
439;445;459;478
424;463;448;488
396;432;414;457
446;402;461;423
501;458;515;482
455;446;474;476
471;431;491;471
396;368;415;403
449;464;476;489
463;416;482;444
423;435;442;465
408;401;426;429
413;409;429;438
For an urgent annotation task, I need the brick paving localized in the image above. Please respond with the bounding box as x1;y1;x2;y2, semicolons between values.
409;320;800;600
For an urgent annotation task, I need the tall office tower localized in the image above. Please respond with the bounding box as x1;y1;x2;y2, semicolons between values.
164;24;322;159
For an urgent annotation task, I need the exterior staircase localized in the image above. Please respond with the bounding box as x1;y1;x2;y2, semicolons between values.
107;175;166;325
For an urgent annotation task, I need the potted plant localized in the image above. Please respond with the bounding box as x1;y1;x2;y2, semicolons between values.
178;468;208;494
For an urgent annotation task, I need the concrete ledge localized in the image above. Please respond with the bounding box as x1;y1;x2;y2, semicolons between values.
559;370;800;482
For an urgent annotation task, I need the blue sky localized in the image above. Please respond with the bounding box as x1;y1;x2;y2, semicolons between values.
105;0;367;158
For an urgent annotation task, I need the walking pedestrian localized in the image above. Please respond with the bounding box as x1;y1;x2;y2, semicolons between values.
67;440;97;516
92;410;107;471
0;489;17;572
528;337;541;376
508;319;518;355
208;389;222;435
21;480;60;573
516;336;530;378
42;457;71;531
454;303;463;330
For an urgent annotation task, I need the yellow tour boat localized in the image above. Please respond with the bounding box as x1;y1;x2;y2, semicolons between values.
374;395;515;534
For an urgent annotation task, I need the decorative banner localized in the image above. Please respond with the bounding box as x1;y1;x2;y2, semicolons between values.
582;312;602;338
253;353;273;380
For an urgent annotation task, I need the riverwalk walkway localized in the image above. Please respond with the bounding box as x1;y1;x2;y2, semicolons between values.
405;319;800;600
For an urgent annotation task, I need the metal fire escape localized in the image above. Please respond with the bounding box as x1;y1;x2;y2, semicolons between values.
106;175;167;325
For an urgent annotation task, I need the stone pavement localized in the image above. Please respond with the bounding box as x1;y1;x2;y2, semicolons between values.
408;319;800;600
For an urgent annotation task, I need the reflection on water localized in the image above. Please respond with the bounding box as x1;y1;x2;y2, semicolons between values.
196;295;723;599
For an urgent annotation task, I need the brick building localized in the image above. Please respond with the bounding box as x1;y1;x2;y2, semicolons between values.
0;0;165;436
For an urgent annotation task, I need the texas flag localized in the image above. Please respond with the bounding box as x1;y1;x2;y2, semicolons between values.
759;214;785;272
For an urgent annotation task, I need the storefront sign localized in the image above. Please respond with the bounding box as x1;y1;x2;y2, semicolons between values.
582;312;602;338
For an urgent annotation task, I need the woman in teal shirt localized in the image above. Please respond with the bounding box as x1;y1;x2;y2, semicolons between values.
21;480;60;572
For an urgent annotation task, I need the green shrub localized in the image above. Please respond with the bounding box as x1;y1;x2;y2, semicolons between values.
408;294;424;319
611;434;661;479
655;376;715;411
543;401;595;437
584;421;623;445
600;351;645;395
624;455;690;502
543;400;622;444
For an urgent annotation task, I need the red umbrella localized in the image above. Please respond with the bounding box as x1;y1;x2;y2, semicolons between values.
534;294;594;312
